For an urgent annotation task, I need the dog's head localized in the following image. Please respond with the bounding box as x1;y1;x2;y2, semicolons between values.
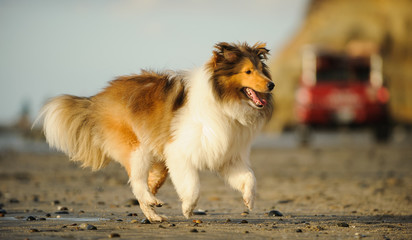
207;42;274;110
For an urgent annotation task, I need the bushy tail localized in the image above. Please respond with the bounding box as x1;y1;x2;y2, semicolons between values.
36;95;109;170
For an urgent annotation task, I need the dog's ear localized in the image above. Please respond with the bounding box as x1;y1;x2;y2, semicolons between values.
214;42;239;63
254;42;270;60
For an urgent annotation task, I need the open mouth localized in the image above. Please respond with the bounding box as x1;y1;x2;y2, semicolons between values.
242;87;267;109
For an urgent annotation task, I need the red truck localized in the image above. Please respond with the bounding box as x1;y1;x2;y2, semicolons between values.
295;46;391;143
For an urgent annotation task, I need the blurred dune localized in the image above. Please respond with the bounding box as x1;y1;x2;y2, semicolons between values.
267;0;412;131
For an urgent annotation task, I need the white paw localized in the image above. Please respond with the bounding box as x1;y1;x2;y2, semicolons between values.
147;214;167;223
243;192;255;210
182;202;195;219
139;203;167;223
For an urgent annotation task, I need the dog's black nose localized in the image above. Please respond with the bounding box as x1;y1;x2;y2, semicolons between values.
267;82;275;91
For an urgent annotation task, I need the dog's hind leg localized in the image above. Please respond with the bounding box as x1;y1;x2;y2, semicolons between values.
148;162;168;195
129;148;166;222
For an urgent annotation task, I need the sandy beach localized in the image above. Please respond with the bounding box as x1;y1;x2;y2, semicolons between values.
0;132;411;239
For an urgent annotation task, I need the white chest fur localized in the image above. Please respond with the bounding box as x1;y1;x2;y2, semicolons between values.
164;67;263;171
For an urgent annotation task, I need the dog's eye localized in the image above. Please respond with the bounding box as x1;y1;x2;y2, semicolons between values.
245;70;252;74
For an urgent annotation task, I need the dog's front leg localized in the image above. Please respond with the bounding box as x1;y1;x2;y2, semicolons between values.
167;160;200;219
220;157;256;211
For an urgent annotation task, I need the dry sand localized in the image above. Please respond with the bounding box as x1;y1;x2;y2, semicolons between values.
0;142;411;239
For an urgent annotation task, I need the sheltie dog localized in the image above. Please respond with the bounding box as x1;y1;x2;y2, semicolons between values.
37;42;274;222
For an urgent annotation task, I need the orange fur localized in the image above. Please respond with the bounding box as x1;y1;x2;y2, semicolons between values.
148;162;168;194
229;59;271;93
39;71;185;175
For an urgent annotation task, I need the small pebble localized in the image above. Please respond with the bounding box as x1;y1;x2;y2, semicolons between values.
278;199;293;204
26;216;36;221
127;213;138;216
267;210;283;217
239;220;248;224
125;199;139;206
169;223;176;227
109;233;121;238
314;225;325;231
54;211;69;214
79;223;97;230
45;213;51;217
51;200;60;205
29;228;39;233
208;196;221;201
32;195;39;202
296;229;303;232
355;233;367;238
225;218;231;223
57;206;68;211
9;198;19;204
79;210;85;214
0;209;7;214
193;210;207;215
141;218;151;224
241;211;249;216
193;219;203;224
337;222;349;227
116;219;123;222
190;228;198;233
244;231;249;234
130;220;139;223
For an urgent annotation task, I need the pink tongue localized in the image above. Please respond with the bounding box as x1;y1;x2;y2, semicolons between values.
247;88;266;106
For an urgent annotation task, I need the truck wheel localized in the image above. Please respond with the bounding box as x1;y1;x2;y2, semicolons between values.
373;123;392;143
296;124;311;147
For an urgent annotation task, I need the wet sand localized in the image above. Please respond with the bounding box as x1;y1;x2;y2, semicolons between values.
0;141;411;239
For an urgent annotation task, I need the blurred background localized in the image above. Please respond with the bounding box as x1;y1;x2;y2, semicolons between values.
266;0;412;144
1;0;411;150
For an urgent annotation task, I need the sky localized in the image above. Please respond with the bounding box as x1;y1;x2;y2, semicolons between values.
0;0;309;124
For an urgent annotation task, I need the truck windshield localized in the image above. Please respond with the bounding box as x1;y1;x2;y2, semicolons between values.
316;55;370;82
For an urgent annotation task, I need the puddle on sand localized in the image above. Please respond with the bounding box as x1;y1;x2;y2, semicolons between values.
48;217;110;221
1;217;109;222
